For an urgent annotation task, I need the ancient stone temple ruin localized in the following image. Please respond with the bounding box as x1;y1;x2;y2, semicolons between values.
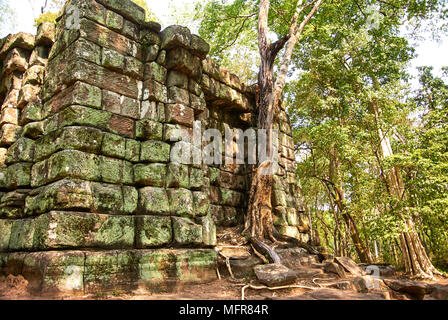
0;0;307;294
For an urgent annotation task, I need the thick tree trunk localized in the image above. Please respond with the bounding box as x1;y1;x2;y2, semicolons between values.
244;0;323;260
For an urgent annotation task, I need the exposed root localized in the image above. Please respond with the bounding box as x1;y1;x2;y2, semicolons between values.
241;284;318;300
250;237;281;264
251;244;269;264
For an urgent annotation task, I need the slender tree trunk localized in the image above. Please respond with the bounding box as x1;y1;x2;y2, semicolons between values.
372;102;440;278
328;146;372;263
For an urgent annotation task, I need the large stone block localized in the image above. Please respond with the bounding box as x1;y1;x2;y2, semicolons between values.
61;59;140;99
198;215;217;247
101;48;125;72
6;163;32;189
172;217;202;246
96;0;146;25
83;250;138;292
144;62;167;83
0;219;13;251
160;25;191;50
166;163;189;188
8;219;37;251
25;179;93;216
136;119;163;140
190;34;210;59
136;216;173;248
166;47;202;80
193;192;210;217
134;163;166;187
5;137;35;164
22;251;85;293
101;132;126;159
34;126;104;162
79;18;142;59
140;140;170;163
31;150;100;187
138;187;170;215
34;211;135;249
168;188;193;217
165;103;193;127
43;81;101;115
0;32;35;59
125;138;141;162
99;156;133;185
36;22;55;46
175;249;218;282
142;79;167;103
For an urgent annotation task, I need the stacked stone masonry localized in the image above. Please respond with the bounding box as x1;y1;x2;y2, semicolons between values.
0;0;309;294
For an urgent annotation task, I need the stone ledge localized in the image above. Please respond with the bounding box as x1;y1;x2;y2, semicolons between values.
0;248;217;294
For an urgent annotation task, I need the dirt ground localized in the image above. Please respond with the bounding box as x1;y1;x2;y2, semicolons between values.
1;274;447;300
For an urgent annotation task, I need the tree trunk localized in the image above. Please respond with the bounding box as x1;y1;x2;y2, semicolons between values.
244;0;323;246
373;102;440;278
328;146;372;263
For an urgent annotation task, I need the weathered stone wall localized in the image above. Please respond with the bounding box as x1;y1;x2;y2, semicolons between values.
0;0;308;294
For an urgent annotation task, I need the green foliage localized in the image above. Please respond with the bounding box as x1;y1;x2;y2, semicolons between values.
132;0;159;22
34;12;59;26
397;67;448;268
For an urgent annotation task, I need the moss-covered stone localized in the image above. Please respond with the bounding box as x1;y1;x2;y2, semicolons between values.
101;133;126;159
175;249;217;282
122;186;138;214
58;106;113;132
94;215;135;248
21;102;43;125
102;48;125;71
25;179;93;216
160;25;191;50
105;9;124;31
168;188;193;217
136;119;163;140
190;167;205;189
193;192;210;217
273;190;288;207
145;61;167;83
136;216;172;248
172;217;202;246
83;250;138;292
34;126;104;162
137;250;174;283
134;163;166;187
140;140;170;163
99;156;133;185
139;187;170;215
6;163;32;189
22;251;85;293
31;150;101;188
8;219;37;251
0;219;13;251
198;214;217;246
124;139;140;162
166;163;189;188
91;182;123;215
5;137;35;164
34;212;135;250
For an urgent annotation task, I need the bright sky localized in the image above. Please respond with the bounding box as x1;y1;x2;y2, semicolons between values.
3;0;448;84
